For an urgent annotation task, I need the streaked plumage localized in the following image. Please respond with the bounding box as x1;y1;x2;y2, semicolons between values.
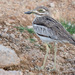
25;6;75;71
33;16;75;45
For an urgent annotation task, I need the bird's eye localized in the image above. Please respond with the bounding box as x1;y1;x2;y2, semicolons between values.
38;9;44;12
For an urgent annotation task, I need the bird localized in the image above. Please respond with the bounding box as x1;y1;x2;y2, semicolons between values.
24;6;75;71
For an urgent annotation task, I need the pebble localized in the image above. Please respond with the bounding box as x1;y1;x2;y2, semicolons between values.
50;3;55;7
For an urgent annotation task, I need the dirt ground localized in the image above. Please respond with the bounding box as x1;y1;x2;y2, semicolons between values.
0;22;75;75
0;0;75;75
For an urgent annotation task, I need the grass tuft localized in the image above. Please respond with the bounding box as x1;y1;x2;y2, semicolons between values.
30;38;36;43
60;20;75;34
15;26;35;34
15;26;25;32
25;27;35;34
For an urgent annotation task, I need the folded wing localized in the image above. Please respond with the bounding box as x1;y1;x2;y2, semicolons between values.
33;16;75;45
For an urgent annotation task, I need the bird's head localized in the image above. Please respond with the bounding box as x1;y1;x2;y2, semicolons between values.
25;6;50;17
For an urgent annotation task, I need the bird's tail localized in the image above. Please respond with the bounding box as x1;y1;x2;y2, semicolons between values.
70;37;75;45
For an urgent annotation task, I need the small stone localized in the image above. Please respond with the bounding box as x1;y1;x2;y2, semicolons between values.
30;67;34;71
27;26;33;29
4;21;11;25
59;47;64;51
29;72;36;75
10;33;15;38
50;3;55;7
25;70;29;73
4;28;8;32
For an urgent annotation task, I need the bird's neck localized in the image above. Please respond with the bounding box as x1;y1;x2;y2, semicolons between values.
35;14;50;18
35;15;42;17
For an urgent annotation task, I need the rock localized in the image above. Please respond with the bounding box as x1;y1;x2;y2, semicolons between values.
0;69;23;75
0;45;20;68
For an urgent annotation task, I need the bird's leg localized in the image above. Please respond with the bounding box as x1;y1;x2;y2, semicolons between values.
48;42;57;72
41;43;50;69
35;43;50;71
50;42;57;71
53;42;57;70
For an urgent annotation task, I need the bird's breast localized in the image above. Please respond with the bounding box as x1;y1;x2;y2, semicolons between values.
32;24;54;42
32;24;50;36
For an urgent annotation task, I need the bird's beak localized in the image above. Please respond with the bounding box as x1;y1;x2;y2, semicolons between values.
24;11;33;14
24;10;37;14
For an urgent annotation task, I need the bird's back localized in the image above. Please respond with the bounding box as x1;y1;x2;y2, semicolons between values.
33;16;75;45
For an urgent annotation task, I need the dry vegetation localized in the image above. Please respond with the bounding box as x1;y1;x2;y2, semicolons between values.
0;0;75;75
